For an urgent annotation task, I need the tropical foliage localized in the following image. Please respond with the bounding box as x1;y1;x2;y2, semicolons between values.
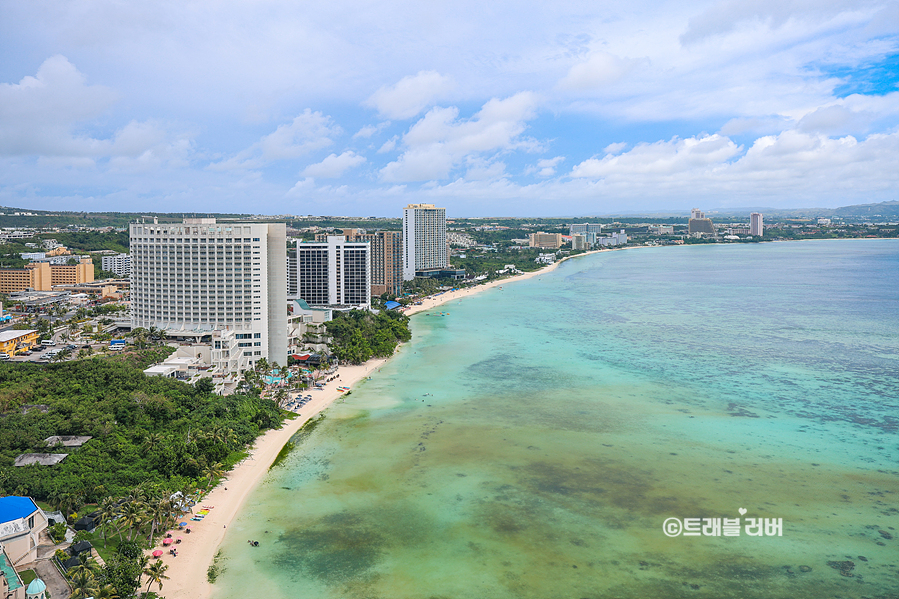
0;355;284;502
324;310;411;364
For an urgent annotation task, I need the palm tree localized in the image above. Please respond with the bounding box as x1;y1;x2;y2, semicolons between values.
98;496;120;547
70;552;102;579
142;433;165;453
143;560;169;594
95;584;119;599
118;500;145;542
202;462;225;490
50;490;76;522
274;387;288;408
131;327;148;349
147;326;165;345
146;496;173;543
68;568;99;599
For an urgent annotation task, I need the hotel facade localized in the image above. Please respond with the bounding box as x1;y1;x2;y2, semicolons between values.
129;218;287;367
295;236;371;309
402;203;447;280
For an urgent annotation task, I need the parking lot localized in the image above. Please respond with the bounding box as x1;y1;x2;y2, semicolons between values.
7;343;101;363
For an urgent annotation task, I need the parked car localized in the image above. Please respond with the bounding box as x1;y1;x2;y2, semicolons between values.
82;344;92;349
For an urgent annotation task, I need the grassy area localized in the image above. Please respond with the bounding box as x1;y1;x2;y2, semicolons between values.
19;569;36;584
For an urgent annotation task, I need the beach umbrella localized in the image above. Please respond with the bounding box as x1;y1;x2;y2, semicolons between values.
152;550;163;557
178;522;187;527
162;538;173;545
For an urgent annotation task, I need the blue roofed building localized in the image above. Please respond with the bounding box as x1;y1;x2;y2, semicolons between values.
0;497;48;566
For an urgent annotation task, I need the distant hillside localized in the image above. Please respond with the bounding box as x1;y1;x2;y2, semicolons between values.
832;200;899;221
0;208;252;229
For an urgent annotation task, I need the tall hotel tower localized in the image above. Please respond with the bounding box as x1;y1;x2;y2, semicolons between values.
750;212;764;236
295;236;371;309
130;218;287;367
402;203;447;280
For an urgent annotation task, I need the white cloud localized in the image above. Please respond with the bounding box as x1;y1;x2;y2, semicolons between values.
286;177;316;197
210;109;340;170
465;158;507;181
353;122;391;139
259;110;339;160
680;0;880;45
527;156;565;177
0;56;194;173
0;55;116;157
571;134;741;178
3;2;899;215
381;92;539;182
378;136;398;153
301;151;366;178
365;71;454;120
558;52;644;91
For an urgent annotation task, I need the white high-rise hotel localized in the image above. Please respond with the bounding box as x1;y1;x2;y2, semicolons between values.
295;236;371;309
750;212;764;236
130;218;287;367
402;203;447;280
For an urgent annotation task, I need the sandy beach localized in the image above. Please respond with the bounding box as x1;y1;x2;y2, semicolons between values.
161;247;609;599
403;248;604;316
160;358;387;599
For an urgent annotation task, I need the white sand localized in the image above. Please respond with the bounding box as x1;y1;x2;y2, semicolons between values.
159;358;387;599
403;249;603;316
161;247;614;599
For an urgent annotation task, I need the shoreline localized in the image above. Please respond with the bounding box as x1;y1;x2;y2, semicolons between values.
161;357;387;599
402;247;611;315
162;246;617;599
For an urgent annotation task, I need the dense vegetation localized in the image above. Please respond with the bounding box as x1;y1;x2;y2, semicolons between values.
325;310;411;364
0;355;284;503
42;231;131;253
0;208;251;229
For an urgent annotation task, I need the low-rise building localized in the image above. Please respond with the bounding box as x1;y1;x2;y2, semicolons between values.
0;496;49;565
529;232;563;249
0;258;94;294
0;330;38;356
0;545;25;599
596;230;628;246
569;223;604;235
571;234;587;250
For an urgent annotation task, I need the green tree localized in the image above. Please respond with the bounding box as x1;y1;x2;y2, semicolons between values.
143;559;169;594
68;567;100;599
98;496;120;548
118;500;145;542
202;462;225;490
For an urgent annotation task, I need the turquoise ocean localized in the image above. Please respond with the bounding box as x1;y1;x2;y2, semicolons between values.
213;240;899;599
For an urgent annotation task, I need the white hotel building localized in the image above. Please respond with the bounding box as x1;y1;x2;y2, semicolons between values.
130;218;287;369
101;253;131;277
295;236;371;309
402;203;447;280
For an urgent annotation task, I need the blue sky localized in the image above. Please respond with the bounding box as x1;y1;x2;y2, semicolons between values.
1;0;898;217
